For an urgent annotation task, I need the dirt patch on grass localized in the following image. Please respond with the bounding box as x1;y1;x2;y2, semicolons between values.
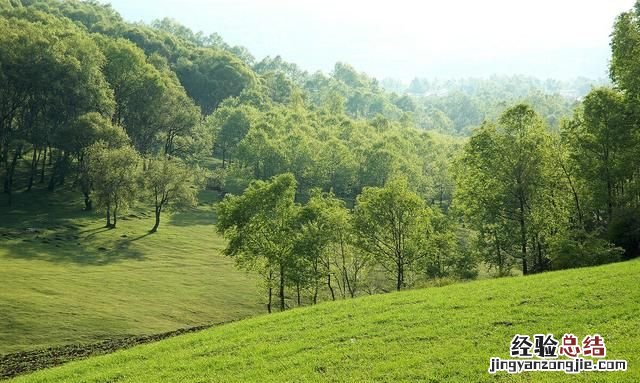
0;324;213;380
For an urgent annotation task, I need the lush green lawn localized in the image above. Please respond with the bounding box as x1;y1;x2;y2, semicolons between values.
9;258;639;382
0;187;262;354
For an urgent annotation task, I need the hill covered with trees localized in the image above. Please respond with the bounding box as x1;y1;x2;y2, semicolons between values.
1;0;639;324
381;75;607;135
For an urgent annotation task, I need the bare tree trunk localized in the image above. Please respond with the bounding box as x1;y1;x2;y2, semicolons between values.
279;262;285;311
267;268;273;313
4;146;21;205
47;149;58;191
47;169;56;191
396;263;403;291
345;272;354;298
151;205;161;233
40;146;46;183
327;273;335;301
58;151;69;186
313;280;319;305
494;231;504;276
536;236;545;273
106;204;111;227
339;238;354;297
83;191;92;211
561;162;583;225
519;197;528;275
27;145;38;191
112;203;118;228
607;178;613;225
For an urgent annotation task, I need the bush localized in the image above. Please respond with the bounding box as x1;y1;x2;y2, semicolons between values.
608;208;640;260
222;166;253;195
207;168;226;191
549;229;623;270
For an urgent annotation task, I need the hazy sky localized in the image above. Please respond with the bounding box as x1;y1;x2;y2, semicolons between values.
106;0;636;81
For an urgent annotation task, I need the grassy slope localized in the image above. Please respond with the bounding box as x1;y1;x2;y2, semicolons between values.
0;187;261;354
10;260;639;382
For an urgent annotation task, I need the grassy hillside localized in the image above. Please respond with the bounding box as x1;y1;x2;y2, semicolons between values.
0;187;261;354
9;259;639;382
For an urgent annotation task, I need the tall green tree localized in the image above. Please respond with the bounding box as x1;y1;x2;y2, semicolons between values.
562;88;632;224
217;173;298;312
208;103;257;168
55;112;128;210
611;1;640;102
176;49;257;115
353;177;432;290
293;190;361;302
0;11;114;200
454;104;555;275
96;35;198;157
143;157;204;233
87;143;140;228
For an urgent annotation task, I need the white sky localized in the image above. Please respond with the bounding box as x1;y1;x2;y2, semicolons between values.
106;0;636;81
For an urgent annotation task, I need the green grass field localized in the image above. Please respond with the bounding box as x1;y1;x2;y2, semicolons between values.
8;258;639;382
0;187;262;355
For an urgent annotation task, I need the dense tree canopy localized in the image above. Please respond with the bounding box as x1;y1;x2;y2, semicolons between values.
1;0;637;311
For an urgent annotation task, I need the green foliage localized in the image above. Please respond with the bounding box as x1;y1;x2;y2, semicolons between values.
316;138;358;198
562;88;633;223
143;157;205;232
549;229;624;269
53;112;127;154
207;103;258;167
423;211;478;279
608;208;640;259
87;144;140;227
611;4;640;99
454;104;560;275
254;55;308;85
95;35;199;156
294;190;369;300
176;50;257;115
1;1;639;365
57;113;129;210
217;173;299;312
353;177;433;290
391;76;588;135
0;8;115;200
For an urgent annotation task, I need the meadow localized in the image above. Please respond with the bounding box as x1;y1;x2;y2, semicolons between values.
0;186;262;355
8;258;639;382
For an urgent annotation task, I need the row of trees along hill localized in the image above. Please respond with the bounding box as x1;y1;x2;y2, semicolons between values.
214;0;640;306
1;0;639;308
217;174;470;312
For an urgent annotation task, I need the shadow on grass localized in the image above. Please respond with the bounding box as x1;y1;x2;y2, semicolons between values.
0;187;89;225
1;224;146;266
168;189;220;227
197;189;223;204
169;208;217;227
82;227;112;239
0;187;156;265
131;232;152;242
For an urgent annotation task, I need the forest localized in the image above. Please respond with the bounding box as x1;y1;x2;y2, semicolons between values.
1;0;640;314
